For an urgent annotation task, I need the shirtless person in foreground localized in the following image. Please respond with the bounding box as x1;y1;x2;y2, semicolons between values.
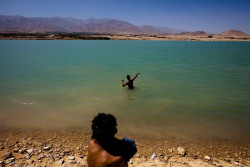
87;113;137;167
122;72;140;89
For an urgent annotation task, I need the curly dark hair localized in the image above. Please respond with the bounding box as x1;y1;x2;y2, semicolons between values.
91;113;117;139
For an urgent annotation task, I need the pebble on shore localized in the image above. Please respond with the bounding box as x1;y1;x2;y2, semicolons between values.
177;147;186;157
2;152;13;160
204;155;211;161
150;152;157;160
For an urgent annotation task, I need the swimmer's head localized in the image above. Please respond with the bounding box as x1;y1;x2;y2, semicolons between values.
127;75;131;80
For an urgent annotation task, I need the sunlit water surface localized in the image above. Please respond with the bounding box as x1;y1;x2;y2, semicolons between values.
0;40;249;140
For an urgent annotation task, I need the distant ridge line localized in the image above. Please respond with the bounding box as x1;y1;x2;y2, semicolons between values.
0;15;248;35
0;15;187;34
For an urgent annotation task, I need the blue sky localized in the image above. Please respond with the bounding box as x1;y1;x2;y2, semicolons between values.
1;0;250;34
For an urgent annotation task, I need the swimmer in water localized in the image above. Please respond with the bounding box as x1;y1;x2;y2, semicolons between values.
122;72;140;89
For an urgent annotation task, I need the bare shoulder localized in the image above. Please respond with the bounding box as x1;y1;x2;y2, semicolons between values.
87;139;127;167
89;139;101;153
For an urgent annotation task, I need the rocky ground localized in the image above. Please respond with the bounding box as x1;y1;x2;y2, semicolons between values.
0;128;249;167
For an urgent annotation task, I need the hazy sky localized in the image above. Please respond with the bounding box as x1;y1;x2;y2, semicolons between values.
1;0;250;34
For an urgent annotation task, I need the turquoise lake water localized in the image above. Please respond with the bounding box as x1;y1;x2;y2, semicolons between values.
0;40;249;140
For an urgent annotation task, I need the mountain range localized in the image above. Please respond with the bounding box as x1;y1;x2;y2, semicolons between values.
0;15;248;36
0;15;186;34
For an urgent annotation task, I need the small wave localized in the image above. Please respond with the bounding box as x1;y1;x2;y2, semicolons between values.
23;102;35;105
9;97;35;105
91;98;101;101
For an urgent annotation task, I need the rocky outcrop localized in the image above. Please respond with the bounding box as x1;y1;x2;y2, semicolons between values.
219;30;248;36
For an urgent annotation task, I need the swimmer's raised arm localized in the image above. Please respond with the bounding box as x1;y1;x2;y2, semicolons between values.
121;79;127;87
132;72;140;81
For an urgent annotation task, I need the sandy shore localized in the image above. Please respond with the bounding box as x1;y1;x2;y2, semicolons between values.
109;34;250;41
0;127;249;167
1;33;250;41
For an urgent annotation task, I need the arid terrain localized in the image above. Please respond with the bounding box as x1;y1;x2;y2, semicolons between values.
0;128;249;167
1;30;249;41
